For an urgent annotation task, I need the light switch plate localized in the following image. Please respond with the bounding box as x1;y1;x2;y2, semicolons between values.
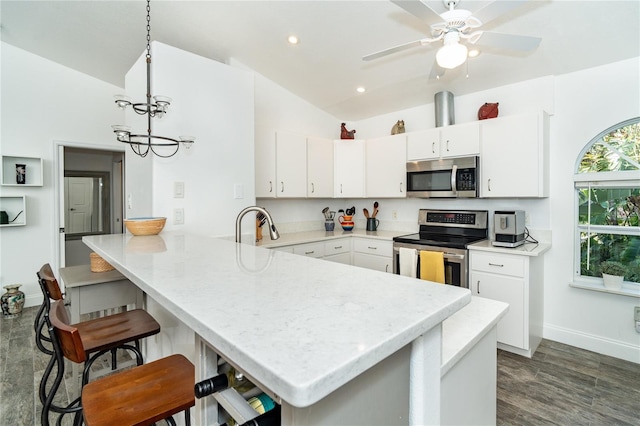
174;182;185;198
635;306;640;322
174;208;184;225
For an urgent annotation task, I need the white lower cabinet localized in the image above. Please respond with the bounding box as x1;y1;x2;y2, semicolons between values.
352;238;392;273
323;239;351;264
469;250;543;357
292;242;324;258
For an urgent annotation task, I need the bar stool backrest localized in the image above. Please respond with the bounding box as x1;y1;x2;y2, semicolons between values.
37;263;63;301
49;299;86;364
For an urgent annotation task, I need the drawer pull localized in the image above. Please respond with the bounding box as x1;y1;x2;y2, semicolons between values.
305;251;315;255
368;246;377;250
334;246;342;249
386;264;389;273
477;280;481;294
269;181;273;193
488;263;504;267
311;182;315;193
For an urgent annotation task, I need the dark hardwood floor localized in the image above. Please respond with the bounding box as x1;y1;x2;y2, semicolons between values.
2;306;639;425
497;340;640;425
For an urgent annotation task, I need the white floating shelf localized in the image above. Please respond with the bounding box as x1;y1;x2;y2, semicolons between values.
1;155;43;186
0;196;27;227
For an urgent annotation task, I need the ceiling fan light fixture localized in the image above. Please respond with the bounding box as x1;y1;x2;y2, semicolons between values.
436;32;468;69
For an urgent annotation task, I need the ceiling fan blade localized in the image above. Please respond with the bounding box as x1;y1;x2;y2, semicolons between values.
472;0;531;26
363;38;432;61
472;31;541;52
390;0;443;26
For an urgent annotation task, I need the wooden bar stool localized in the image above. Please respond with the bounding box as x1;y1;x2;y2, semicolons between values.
38;266;161;425
48;299;195;426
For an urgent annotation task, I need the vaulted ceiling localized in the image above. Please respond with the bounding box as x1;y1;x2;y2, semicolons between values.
2;0;639;120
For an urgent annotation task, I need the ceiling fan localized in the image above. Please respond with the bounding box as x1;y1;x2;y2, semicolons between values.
363;0;542;74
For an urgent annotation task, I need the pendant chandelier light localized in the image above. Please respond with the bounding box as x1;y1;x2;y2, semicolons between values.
112;0;194;158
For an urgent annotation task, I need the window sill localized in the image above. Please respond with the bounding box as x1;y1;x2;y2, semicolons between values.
570;280;640;298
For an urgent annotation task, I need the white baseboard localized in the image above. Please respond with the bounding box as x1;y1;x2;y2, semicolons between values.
24;294;43;309
544;323;640;364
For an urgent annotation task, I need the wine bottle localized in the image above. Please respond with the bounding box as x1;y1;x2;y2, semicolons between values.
194;368;255;398
239;404;281;426
247;393;276;415
216;392;277;426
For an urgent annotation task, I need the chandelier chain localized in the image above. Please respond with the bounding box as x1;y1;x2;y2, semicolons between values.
146;0;151;59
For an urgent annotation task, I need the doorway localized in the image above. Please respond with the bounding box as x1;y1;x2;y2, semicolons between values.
56;145;125;267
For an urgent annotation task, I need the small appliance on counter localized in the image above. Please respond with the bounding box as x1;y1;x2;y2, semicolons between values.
493;210;526;248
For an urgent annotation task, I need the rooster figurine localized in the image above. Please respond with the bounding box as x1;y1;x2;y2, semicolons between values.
340;123;356;139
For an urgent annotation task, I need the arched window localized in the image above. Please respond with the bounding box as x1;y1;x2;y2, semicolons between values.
574;117;640;289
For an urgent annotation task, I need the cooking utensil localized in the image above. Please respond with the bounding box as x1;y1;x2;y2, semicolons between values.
372;201;379;218
363;208;370;218
322;207;330;219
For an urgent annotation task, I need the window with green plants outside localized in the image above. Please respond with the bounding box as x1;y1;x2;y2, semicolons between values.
574;117;640;287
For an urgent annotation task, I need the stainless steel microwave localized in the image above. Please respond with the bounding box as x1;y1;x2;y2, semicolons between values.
406;156;478;198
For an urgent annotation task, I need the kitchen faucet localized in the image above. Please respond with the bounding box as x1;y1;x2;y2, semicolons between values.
235;206;280;243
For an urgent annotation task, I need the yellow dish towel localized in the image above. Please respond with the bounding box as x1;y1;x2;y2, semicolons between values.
419;250;445;284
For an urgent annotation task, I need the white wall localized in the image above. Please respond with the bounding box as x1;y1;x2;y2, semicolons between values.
544;58;640;362
0;42;124;306
131;43;257;238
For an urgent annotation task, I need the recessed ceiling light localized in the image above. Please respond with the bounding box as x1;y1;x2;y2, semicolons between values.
468;49;480;58
356;87;366;93
288;35;299;45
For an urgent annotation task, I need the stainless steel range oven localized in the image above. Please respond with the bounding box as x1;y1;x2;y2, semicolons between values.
392;209;488;288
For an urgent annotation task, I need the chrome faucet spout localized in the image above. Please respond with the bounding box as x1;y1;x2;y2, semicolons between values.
235;206;280;243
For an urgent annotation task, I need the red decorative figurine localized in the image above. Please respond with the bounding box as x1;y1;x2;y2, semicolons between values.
340;123;356;139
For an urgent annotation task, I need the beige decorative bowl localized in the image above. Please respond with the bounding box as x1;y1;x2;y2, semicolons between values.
124;217;167;236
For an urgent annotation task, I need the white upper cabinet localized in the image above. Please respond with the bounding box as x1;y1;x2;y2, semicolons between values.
334;139;365;198
480;111;549;198
406;122;479;161
366;134;407;198
407;128;440;160
275;131;307;198
307;137;334;198
255;126;277;198
440;122;480;158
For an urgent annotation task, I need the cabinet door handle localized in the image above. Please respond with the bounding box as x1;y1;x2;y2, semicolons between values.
305;251;315;255
311;182;315;193
386;264;389;273
488;178;491;192
269;181;273;193
431;142;436;153
399;182;403;193
281;181;284;193
446;140;450;151
477;280;480;294
368;246;377;250
488;263;504;267
340;184;343;194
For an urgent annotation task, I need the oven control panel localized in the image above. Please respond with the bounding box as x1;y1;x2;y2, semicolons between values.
419;209;488;229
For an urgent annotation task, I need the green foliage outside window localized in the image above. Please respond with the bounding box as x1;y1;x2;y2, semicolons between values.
577;120;640;284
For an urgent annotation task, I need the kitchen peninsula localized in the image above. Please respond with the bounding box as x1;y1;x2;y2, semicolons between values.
83;231;499;425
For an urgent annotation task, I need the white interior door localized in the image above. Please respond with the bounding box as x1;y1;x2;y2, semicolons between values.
65;177;93;233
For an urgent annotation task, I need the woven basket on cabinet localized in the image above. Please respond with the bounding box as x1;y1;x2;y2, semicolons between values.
89;252;115;272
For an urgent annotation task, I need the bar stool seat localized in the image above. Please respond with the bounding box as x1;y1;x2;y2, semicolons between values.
82;354;195;426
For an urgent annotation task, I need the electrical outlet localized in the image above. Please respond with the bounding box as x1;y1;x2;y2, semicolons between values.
174;208;184;225
635;306;640;322
392;210;398;220
525;213;531;225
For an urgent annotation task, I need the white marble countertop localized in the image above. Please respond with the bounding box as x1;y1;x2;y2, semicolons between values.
83;231;470;408
441;296;509;377
467;239;551;257
255;229;406;248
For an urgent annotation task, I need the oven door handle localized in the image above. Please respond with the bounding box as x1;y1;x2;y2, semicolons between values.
443;252;465;260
